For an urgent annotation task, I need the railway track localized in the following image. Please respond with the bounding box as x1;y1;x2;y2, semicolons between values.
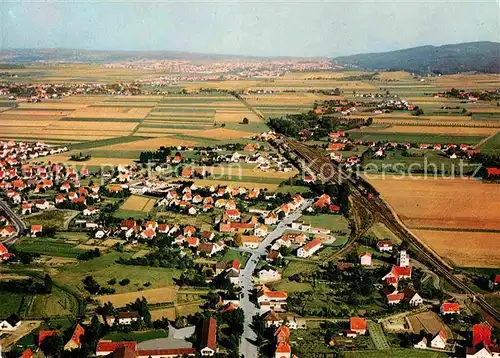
285;139;500;325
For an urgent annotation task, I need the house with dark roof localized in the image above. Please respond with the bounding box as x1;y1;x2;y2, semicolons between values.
0;314;22;331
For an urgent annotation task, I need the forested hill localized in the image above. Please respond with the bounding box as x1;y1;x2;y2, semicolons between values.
334;41;500;74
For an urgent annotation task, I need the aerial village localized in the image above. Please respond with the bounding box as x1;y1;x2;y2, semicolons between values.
0;132;498;358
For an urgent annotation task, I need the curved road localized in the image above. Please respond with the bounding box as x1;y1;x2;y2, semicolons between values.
238;199;313;358
0;200;26;245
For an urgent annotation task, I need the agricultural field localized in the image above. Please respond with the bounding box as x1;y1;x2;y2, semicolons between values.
407;311;453;337
118;195;156;214
53;251;183;295
24;210;78;230
366;175;500;268
412;230;500;268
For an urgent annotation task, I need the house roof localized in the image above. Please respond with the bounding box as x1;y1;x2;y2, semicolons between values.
275;325;290;340
300;239;321;252
138;348;196;356
492;274;500;284
20;349;33;358
96;340;137;353
38;330;60;345
112;346;136;358
377;241;393;247
30;224;43;232
200;317;217;351
350;317;367;331
472;323;492;347
276;342;291;353
441;302;460;312
68;324;85;347
387;293;405;302
117;311;139;319
391;265;412;278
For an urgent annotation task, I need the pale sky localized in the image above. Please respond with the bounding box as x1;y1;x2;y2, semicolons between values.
1;0;499;57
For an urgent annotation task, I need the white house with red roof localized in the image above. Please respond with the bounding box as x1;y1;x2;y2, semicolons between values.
0;226;15;238
430;331;447;350
377;241;393;252
349;317;367;335
30;224;43;237
440;302;460;315
297;239;322;258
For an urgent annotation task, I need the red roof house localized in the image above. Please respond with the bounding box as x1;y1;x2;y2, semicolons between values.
350;317;367;334
472;323;492;347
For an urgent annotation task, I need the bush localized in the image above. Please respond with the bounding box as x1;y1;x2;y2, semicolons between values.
119;279;131;286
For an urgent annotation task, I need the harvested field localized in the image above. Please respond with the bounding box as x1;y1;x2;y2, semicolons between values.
186;128;254;140
67;106;151;119
412;229;500;268
150;301;203;320
408;311;452;337
215;110;262;123
120;195;156;213
366;175;500;231
96;286;178;307
48;121;138;131
182;178;280;191
192;165;297;179
39;153;134;166
17;102;88;110
100;239;124;247
3;109;73;116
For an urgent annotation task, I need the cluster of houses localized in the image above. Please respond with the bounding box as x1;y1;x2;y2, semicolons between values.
0;140;67;163
1;316;218;358
157;182;262;217
0;82;142;100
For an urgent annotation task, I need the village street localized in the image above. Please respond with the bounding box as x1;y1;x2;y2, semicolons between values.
238;199;313;358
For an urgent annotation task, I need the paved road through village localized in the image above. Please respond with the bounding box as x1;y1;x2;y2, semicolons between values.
238;199;313;358
0;200;26;245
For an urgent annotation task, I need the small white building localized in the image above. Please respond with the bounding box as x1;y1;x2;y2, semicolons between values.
258;268;282;283
398;250;410;267
297;239;322;258
359;252;372;266
430;331;447;350
0;315;22;332
117;311;139;325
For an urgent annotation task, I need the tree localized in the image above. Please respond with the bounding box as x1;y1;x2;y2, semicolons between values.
44;274;53;294
333;88;341;96
234;234;243;247
242;117;249;124
40;333;64;357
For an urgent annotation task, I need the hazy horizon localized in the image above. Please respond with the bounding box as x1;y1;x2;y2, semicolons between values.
1;0;499;58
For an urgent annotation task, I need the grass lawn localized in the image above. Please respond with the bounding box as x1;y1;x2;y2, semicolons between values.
480;132;500;153
282;260;318;278
344;350;448;357
155;211;214;230
112;209;151;220
68;135;149;150
0;292;23;317
268;280;312;293
14;237;85;258
276;185;313;195
25;210;77;230
103;329;169;343
20;288;76;318
367;223;401;243
222;249;250;268
300;214;351;234
55;251;183;294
